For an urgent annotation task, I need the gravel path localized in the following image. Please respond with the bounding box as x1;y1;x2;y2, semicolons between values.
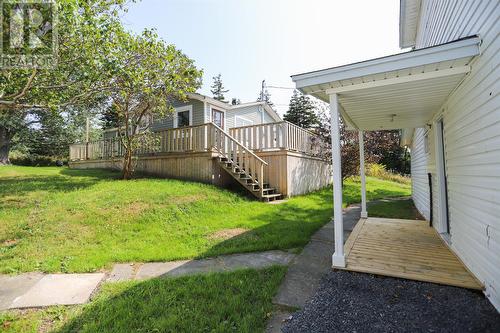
282;270;500;333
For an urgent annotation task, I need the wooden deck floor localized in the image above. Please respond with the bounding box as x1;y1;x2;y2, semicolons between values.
342;218;483;290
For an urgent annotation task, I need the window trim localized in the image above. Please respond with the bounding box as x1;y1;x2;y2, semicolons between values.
173;105;193;128
234;115;254;127
209;105;226;129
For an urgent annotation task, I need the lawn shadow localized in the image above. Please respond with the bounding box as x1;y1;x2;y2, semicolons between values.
53;266;285;333
0;168;120;198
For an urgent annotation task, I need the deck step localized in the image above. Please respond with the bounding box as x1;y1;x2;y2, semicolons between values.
253;187;276;193
216;154;281;202
262;193;282;202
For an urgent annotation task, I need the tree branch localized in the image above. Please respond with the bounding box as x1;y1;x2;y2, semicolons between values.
3;69;38;101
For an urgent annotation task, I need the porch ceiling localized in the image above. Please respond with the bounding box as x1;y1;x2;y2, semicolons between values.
291;36;481;130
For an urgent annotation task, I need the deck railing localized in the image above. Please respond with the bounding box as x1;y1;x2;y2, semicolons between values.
69;123;212;161
229;121;321;156
69;121;323;162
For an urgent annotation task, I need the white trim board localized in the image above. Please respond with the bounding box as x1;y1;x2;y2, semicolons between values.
209;105;227;130
234;115;254;127
173;105;193;128
326;66;470;95
292;36;480;90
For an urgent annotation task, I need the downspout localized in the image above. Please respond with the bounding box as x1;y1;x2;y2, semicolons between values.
428;173;433;227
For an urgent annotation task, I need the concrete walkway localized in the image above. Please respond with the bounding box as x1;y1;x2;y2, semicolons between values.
108;250;295;281
0;273;105;310
0;250;295;310
266;204;361;333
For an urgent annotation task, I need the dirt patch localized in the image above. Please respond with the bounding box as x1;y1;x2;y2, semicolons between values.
125;202;151;215
0;197;29;209
208;228;250;241
2;239;18;247
173;194;206;205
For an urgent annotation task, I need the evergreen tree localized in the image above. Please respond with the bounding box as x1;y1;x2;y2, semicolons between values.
210;74;229;101
283;90;318;128
101;104;120;129
22;111;89;158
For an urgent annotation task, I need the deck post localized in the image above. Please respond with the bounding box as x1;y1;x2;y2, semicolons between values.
359;130;368;218
329;93;345;268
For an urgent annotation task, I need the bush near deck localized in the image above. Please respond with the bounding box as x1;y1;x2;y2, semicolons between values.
0;166;411;273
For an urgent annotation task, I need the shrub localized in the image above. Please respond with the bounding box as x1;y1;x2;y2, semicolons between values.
9;151;67;167
366;163;411;185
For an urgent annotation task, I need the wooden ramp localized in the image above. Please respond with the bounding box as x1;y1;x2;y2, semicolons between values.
342;218;483;290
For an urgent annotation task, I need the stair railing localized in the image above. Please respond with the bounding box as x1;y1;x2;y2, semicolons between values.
209;123;268;197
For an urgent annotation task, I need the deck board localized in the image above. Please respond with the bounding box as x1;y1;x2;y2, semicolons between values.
340;218;483;290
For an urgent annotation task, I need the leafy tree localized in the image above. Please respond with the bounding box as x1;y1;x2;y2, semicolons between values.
210;74;228;101
0;0;127;165
284;90;319;128
314;103;406;180
103;29;202;179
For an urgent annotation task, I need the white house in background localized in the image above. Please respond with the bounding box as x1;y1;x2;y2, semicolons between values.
292;0;499;310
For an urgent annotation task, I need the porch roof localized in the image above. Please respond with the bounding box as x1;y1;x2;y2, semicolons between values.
291;36;481;130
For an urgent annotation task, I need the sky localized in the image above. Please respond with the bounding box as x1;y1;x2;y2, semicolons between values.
122;0;402;115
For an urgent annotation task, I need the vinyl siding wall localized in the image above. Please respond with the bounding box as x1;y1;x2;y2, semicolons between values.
411;128;430;220
226;105;273;129
411;0;500;309
151;98;206;131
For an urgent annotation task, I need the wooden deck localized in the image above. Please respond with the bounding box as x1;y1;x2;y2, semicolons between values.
342;218;483;290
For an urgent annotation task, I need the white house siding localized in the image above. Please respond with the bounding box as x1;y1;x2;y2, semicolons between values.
226;105;273;129
412;0;500;309
411;128;430;220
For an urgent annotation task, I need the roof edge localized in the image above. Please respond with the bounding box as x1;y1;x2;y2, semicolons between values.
291;35;480;89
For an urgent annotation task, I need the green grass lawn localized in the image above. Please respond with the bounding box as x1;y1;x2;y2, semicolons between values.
368;198;424;220
0;166;411;273
0;266;286;333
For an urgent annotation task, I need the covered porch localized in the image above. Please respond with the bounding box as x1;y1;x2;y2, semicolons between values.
292;36;483;288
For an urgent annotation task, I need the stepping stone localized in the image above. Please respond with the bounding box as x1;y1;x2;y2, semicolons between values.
135;258;224;280
219;251;296;270
9;273;105;309
133;250;296;280
108;264;134;282
0;273;43;310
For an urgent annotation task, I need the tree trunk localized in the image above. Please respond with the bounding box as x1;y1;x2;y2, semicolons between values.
0;126;12;165
122;148;133;179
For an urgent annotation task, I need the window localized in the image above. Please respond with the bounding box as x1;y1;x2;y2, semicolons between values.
235;116;253;127
174;106;192;128
177;111;190;127
212;108;225;129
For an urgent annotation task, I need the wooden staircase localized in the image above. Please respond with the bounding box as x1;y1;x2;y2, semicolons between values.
211;124;282;202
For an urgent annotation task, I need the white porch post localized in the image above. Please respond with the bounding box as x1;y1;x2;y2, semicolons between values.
359;130;367;218
330;93;345;268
